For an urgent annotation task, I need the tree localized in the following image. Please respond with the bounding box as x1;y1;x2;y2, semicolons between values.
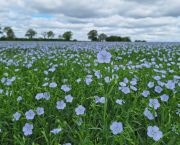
98;33;107;42
106;36;121;41
25;29;37;39
0;26;2;36
3;27;15;39
121;37;131;42
135;40;146;42
63;31;73;41
47;31;55;39
106;36;131;42
88;30;98;41
41;32;47;39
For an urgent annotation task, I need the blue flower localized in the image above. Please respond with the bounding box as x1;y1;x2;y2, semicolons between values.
13;112;21;121
50;128;62;134
49;82;57;88
110;121;123;135
56;100;66;110
160;94;169;102
23;123;33;136
25;109;35;120
97;50;112;63
36;107;44;116
61;85;71;92
75;105;86;115
149;99;160;110
147;126;163;141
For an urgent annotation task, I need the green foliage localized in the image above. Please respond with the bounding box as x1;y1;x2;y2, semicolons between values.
88;30;98;41
98;33;107;42
25;29;37;39
0;26;2;35
63;31;73;41
47;31;55;39
106;36;131;42
3;27;16;39
0;43;179;145
135;40;147;42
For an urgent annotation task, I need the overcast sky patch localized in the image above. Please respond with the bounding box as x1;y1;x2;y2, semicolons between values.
0;0;180;41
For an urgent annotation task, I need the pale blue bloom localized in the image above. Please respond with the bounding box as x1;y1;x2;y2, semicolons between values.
123;78;129;84
42;82;49;87
0;89;3;94
104;76;111;83
76;78;81;83
17;96;23;102
95;96;105;104
25;110;35;120
63;143;71;145
148;81;154;88
119;82;126;87
130;80;137;86
142;90;150;97
160;94;169;102
36;107;44;116
94;70;102;79
149;99;160;110
43;92;51;100
61;85;71;92
154;86;163;94
116;99;125;105
49;82;57;88
75;105;86;115
97;50;112;63
130;86;138;91
56;101;66;110
13;112;21;121
23;123;33;136
153;76;161;81
44;70;48;75
147;126;163;141
110;121;123;135
176;109;180;115
166;80;175;90
50;128;62;134
143;108;156;120
120;86;131;94
65;95;73;103
35;93;44;100
85;75;93;85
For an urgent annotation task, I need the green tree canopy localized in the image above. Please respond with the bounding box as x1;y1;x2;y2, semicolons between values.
63;31;73;41
106;36;131;42
98;33;107;42
3;27;15;39
0;26;2;35
25;29;37;39
47;31;55;39
88;30;98;41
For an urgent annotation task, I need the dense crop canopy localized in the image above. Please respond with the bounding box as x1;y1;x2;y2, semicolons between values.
0;42;180;144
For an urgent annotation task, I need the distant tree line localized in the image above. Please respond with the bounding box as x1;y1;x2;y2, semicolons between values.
0;26;74;41
135;40;147;42
0;25;142;42
87;30;131;42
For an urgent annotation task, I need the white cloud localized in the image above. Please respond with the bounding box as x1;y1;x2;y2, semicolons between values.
0;0;180;41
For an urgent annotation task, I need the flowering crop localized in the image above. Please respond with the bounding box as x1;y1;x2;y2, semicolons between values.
0;42;179;144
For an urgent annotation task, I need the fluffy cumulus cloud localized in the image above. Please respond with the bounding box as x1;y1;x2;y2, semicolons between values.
0;0;180;41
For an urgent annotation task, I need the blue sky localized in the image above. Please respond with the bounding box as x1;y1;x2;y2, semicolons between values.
0;0;180;41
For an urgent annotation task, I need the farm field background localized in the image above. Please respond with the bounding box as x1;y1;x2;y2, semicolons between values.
0;42;180;145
